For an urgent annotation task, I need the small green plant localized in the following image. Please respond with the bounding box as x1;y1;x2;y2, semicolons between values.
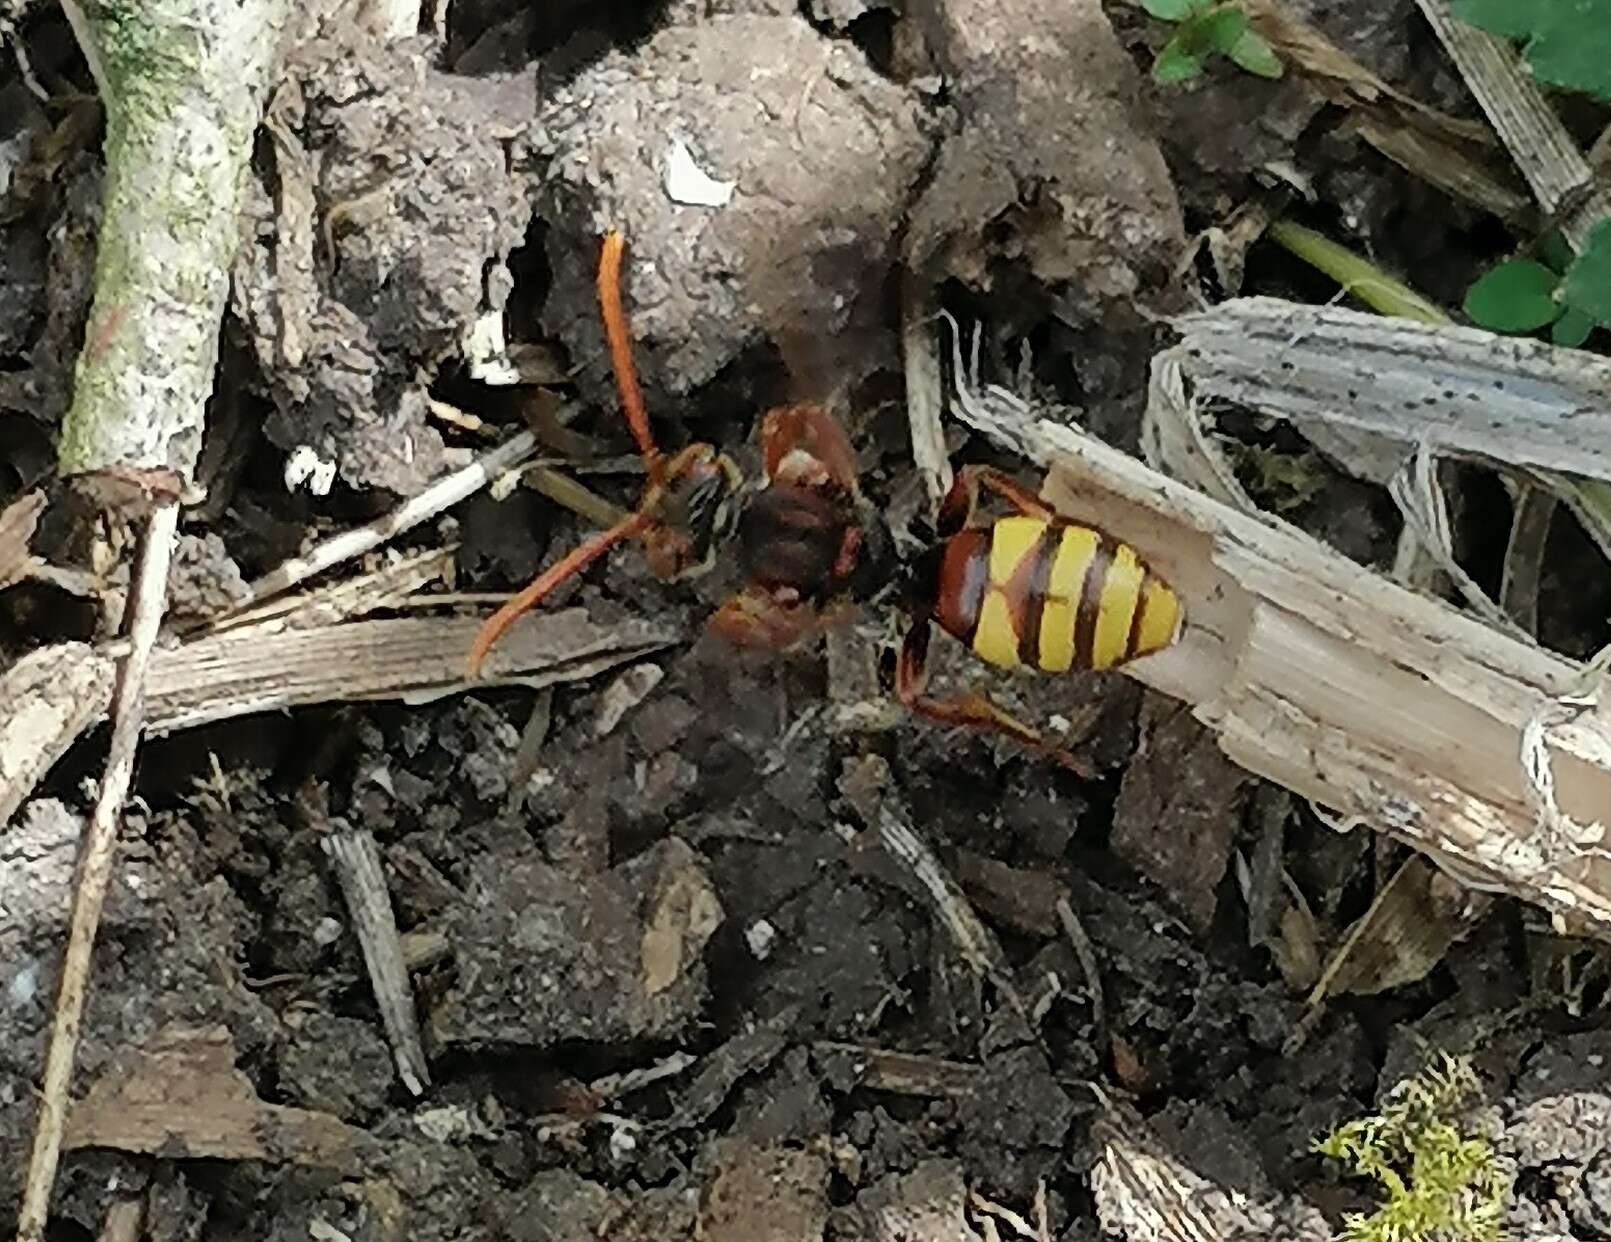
1450;0;1611;101
1316;1053;1507;1242
1141;0;1283;83
1462;228;1605;347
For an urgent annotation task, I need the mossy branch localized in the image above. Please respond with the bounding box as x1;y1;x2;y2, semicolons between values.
55;0;287;510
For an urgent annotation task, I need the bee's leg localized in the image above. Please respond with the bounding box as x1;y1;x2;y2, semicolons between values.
895;614;1095;776
939;465;1056;535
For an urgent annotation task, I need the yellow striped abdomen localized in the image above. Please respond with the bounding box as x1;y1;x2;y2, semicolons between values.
933;516;1183;673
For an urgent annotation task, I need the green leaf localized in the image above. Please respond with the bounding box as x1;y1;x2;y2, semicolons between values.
1226;27;1283;77
1552;306;1596;347
1450;0;1611;101
1450;0;1538;38
1189;4;1251;54
1152;35;1207;82
1524;1;1611;96
1462;259;1562;331
1561;219;1611;323
1538;228;1575;274
1141;0;1208;20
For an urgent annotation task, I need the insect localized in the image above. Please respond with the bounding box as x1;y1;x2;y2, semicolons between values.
892;463;1185;768
704;400;888;651
465;230;742;680
709;400;1184;768
465;228;1185;772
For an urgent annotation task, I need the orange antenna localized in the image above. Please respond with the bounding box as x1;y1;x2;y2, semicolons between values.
465;509;652;680
597;230;662;484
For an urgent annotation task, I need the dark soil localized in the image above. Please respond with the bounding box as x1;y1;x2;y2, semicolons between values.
3;0;1611;1238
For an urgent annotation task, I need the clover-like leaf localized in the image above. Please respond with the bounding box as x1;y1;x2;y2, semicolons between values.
1561;220;1611;325
1552;306;1596;348
1141;0;1208;19
1152;34;1207;82
1452;0;1611;102
1187;3;1251;54
1463;259;1562;332
1226;27;1283;77
1450;0;1537;38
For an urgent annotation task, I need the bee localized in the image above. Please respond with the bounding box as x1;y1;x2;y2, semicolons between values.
892;464;1185;768
466;229;1185;771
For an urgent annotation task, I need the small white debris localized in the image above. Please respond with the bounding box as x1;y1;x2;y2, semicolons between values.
489;465;524;502
284;444;337;496
608;1121;639;1161
8;962;39;1009
309;1222;354;1242
313;917;344;947
745;918;777;960
462;309;520;386
664;137;735;208
415;1104;481;1143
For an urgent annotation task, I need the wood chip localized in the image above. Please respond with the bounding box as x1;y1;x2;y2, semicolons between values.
64;1025;372;1168
1174;298;1611;484
0;490;45;589
145;611;680;735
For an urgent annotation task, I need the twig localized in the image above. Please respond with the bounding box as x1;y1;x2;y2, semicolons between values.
55;0;288;508
1173;298;1611;483
874;793;1026;1018
503;687;555;817
0;611;678;832
969;1192;1039;1240
1054;896;1106;1044
1501;483;1556;637
809;1043;984;1097
321;827;430;1095
18;502;177;1242
525;463;632;530
199;546;455;636
1416;0;1611;251
901;271;953;515
214;428;539;621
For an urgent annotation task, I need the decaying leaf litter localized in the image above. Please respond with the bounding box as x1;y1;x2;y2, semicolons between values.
8;0;1611;1237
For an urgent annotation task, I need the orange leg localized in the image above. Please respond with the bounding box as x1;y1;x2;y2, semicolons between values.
466;510;651;680
937;464;1054;535
895;615;1095;776
597;230;662;484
